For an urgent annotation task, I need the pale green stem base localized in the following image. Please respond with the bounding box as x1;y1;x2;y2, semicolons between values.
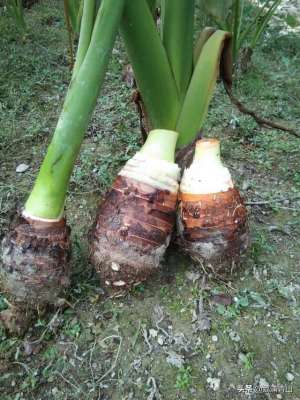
140;129;178;163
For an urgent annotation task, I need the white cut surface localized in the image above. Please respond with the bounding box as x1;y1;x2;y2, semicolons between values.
180;161;233;194
119;152;180;193
22;210;63;223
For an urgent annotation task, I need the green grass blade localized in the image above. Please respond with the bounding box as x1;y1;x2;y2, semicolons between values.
162;0;195;98
25;0;125;219
176;30;232;148
120;0;180;129
6;0;26;32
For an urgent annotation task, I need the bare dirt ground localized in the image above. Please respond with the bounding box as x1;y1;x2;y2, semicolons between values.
0;1;299;399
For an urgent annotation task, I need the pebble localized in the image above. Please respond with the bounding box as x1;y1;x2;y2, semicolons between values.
157;335;164;345
229;330;241;342
207;377;221;391
149;329;158;338
16;163;29;173
286;372;294;382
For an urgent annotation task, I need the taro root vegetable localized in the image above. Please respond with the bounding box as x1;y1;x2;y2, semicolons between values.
90;129;180;289
0;215;70;334
177;138;249;274
0;0;125;334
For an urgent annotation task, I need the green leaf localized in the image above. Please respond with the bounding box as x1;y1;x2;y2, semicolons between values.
249;291;268;307
193;27;216;67
162;0;195;99
120;0;180;130
176;30;232;148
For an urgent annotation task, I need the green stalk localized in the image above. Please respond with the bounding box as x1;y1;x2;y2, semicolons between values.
161;0;195;99
25;0;125;219
120;0;180;130
64;0;82;34
72;0;95;77
176;30;231;148
232;0;245;62
140;129;178;162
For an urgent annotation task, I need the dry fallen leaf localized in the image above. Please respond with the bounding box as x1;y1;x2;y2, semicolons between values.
211;293;233;306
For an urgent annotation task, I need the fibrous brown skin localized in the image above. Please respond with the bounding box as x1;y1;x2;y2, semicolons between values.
177;188;249;274
90;175;178;289
0;215;70;333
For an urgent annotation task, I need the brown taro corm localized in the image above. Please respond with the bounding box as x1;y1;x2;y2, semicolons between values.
177;189;249;274
0;215;70;334
90;175;178;290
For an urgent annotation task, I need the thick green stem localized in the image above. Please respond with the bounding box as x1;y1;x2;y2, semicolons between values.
72;0;95;77
140;129;178;163
120;0;180;130
25;0;125;219
162;0;195;99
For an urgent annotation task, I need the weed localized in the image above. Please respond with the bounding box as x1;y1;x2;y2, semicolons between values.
175;365;192;390
239;352;255;370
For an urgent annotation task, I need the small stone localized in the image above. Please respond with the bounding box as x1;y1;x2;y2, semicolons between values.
166;351;184;368
211;335;218;342
23;340;34;356
16;163;29;173
286;372;294;382
229;330;241;342
52;387;59;395
149;329;158;338
207;377;221;391
112;280;126;287
242;180;251;191
157;335;164;345
111;262;120;271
